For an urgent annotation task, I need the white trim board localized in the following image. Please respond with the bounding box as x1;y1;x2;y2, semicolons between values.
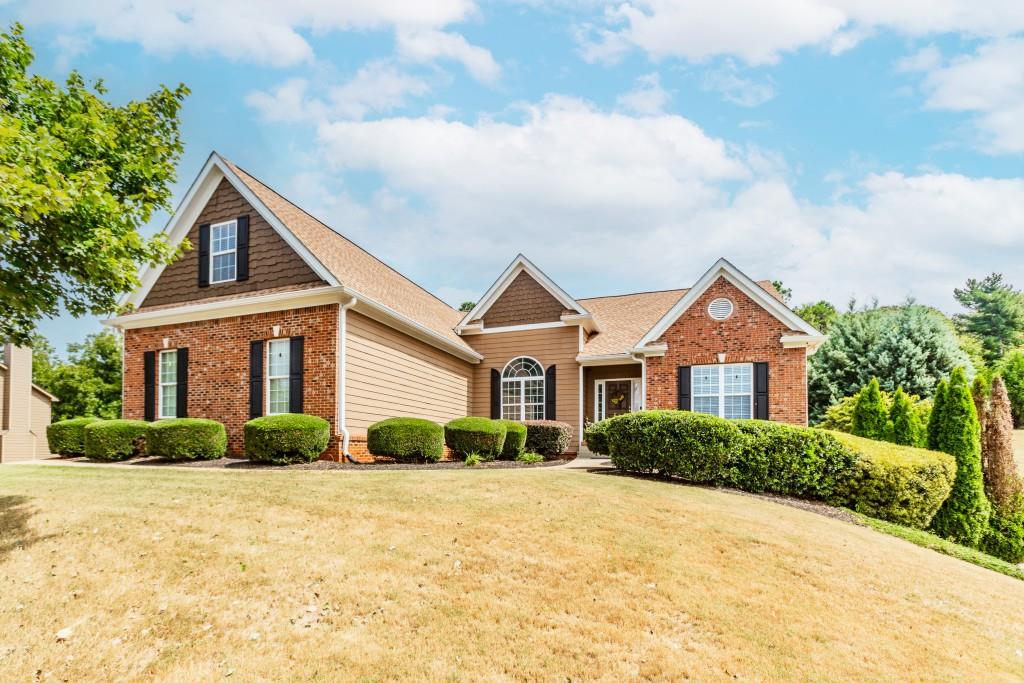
123;151;339;310
456;254;589;332
636;258;824;348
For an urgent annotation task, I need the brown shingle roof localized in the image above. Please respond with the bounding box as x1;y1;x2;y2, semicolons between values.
579;280;785;357
225;160;471;352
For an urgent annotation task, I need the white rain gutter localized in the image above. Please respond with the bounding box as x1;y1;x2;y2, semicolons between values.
338;296;358;461
631;352;647;410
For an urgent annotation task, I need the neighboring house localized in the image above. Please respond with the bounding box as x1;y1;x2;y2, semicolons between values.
0;344;57;462
105;152;825;460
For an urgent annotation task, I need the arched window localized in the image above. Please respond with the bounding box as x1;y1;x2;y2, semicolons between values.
502;357;545;420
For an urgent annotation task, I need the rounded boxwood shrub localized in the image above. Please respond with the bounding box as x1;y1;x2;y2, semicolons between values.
498;420;527;459
244;414;330;465
605;410;741;482
84;419;149;462
367;417;445;463
828;431;956;529
523;420;573;457
47;417;100;456
444;417;506;459
147;418;227;461
724;421;857;499
583;420;610;456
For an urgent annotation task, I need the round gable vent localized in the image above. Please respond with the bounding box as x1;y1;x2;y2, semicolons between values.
708;298;734;320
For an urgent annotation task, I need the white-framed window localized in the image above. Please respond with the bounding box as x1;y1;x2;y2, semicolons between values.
210;219;238;284
502;357;545;421
158;350;178;419
692;363;753;419
267;339;291;415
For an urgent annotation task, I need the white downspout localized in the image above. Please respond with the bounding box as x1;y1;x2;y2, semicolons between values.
337;296;358;460
632;353;647;410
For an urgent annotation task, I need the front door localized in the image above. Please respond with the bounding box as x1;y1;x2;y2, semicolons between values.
604;380;632;418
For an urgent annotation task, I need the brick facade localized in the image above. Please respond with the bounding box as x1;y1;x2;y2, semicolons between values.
123;305;339;456
644;277;808;425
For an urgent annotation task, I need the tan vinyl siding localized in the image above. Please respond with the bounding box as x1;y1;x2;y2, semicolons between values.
482;271;566;327
345;311;473;437
141;178;325;308
30;389;53;458
0;365;7;429
464;326;581;452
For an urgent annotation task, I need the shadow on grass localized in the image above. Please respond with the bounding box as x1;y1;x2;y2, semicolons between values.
0;495;52;560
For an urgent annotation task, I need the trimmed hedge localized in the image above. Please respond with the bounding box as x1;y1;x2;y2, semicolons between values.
605;411;742;482
47;417;100;456
147;418;227;461
829;431;956;529
498;420;527;459
244;414;330;465
583;420;610;456
84;420;149;462
367;417;445;463
724;421;856;498
524;420;573;457
445;417;506;459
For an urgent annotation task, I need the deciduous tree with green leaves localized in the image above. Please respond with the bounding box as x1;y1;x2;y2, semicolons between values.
1000;350;1024;427
0;23;188;344
929;368;990;547
793;300;838;333
953;273;1024;366
32;329;123;420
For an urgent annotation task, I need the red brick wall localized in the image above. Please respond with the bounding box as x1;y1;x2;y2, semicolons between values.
123;305;339;456
645;277;808;424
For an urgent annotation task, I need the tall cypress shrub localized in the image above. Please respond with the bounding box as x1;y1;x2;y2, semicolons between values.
926;379;947;450
929;368;990;546
851;378;888;441
889;387;922;446
972;376;989;446
983;377;1023;511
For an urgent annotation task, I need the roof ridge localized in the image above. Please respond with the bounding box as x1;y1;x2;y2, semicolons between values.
229;162;460;315
578;287;688;302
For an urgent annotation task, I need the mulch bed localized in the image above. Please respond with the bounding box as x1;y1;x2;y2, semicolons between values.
55;455;570;471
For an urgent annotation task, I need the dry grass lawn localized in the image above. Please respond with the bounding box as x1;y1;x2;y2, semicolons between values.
1;464;1023;682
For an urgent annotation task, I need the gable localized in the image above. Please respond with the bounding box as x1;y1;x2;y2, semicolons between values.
655;276;799;345
141;178;325;309
481;271;568;327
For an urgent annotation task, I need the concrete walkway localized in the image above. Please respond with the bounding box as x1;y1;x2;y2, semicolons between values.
560;446;614;470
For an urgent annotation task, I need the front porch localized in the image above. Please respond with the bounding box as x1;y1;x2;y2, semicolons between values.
583;363;643;425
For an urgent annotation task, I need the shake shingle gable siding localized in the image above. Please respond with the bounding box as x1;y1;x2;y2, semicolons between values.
141;178;324;309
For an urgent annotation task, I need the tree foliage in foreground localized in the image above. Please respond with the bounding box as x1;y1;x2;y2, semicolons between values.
0;23;189;344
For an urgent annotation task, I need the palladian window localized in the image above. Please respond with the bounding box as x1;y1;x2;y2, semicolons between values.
501;357;545;421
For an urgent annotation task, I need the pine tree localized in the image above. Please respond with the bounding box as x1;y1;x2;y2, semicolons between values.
983;377;1023;512
851;378;889;440
929;368;991;546
889;387;922;446
927;379;947;450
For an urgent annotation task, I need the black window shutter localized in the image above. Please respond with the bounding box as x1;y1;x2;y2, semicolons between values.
490;369;501;419
176;348;189;418
544;365;556;420
143;351;156;421
677;366;691;411
198;223;211;287
249;341;264;419
236;215;250;281
754;362;769;420
289;336;304;414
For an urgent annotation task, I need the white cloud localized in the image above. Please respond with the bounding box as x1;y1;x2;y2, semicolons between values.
577;0;1024;66
895;44;942;73
17;0;481;67
701;61;775;107
916;38;1024;154
616;72;670;114
395;28;501;83
246;61;430;123
294;95;1024;309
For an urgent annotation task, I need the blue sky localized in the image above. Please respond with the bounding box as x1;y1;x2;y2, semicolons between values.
4;1;1023;356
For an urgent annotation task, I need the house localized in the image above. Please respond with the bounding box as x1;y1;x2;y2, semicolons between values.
0;344;57;462
105;152;825;460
